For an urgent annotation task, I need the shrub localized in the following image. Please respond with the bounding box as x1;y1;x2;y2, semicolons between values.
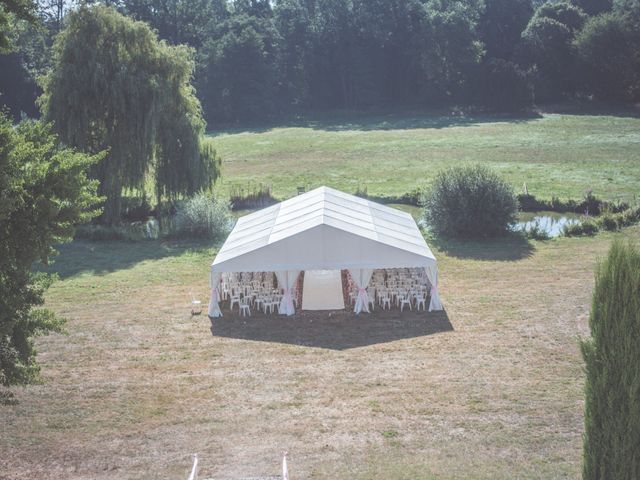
581;241;640;479
619;205;640;227
174;193;233;239
74;219;160;241
563;205;640;237
582;190;600;215
75;224;127;241
596;213;619;231
423;165;518;238
229;183;277;209
563;219;599;237
522;221;551;240
121;196;154;222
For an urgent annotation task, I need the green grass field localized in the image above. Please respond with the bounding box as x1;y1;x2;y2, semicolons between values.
212;110;640;202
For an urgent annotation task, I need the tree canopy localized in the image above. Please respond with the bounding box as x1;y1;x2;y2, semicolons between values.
581;241;640;479
39;5;221;223
0;0;38;52
3;0;640;126
0;112;102;391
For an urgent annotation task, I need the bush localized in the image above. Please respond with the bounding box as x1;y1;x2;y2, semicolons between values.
619;205;640;227
75;224;127;241
174;193;233;239
563;205;640;237
522;220;551;240
581;241;640;479
121;196;154;222
423;165;518;238
563;219;599;236
229;183;277;209
596;213;619;231
74;218;160;241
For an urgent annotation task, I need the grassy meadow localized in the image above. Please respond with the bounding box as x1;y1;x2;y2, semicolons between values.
212;111;640;202
2;110;640;479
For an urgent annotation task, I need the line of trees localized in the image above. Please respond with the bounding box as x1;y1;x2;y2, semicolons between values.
2;0;640;126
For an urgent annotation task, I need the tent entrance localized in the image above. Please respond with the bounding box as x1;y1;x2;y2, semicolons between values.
302;270;345;311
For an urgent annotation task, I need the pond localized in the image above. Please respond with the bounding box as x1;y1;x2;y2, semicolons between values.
514;211;582;237
233;203;583;238
387;204;582;238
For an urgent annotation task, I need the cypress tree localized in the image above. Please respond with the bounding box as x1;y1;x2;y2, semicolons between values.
582;241;640;479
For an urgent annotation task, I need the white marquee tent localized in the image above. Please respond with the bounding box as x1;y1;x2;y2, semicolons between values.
208;186;443;316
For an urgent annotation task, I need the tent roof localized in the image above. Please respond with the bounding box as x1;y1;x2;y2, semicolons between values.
211;186;437;272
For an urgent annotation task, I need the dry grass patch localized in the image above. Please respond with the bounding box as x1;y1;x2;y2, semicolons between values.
2;228;639;479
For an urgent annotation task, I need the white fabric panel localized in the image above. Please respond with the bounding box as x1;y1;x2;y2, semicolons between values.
424;265;443;311
276;270;300;316
208;271;223;318
302;270;345;310
212;224;435;272
351;268;374;314
212;186;436;272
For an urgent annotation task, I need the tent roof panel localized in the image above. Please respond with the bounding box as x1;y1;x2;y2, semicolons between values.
212;186;436;271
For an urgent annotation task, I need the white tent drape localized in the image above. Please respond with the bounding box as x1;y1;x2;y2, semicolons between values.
208;271;223;318
276;270;300;316
424;265;443;311
350;268;373;314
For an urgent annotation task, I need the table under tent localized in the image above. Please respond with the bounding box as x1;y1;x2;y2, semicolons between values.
208;186;443;318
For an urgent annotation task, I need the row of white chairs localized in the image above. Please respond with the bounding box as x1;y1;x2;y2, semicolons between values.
220;272;300;316
346;268;432;312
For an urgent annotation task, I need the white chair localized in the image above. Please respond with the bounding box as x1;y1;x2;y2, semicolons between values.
415;294;427;311
190;292;202;316
399;294;412;312
229;293;241;311
380;295;391;310
240;298;251;317
267;297;280;314
254;295;265;312
263;297;276;314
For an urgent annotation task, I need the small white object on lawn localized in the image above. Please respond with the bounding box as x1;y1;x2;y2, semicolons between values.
187;454;198;480
282;451;289;480
190;292;202;315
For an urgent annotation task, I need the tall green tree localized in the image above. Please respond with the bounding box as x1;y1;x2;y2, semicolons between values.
0;112;102;394
581;241;640;479
575;11;640;102
571;0;612;16
0;0;37;52
199;12;280;123
40;5;221;223
522;1;587;100
273;0;311;108
477;0;533;60
123;0;228;48
417;0;484;104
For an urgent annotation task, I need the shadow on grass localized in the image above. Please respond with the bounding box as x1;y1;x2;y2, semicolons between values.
210;309;452;350
540;102;640;119
37;239;213;280
209;110;541;136
430;232;535;261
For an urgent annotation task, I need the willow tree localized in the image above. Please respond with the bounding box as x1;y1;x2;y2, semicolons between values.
39;5;220;224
